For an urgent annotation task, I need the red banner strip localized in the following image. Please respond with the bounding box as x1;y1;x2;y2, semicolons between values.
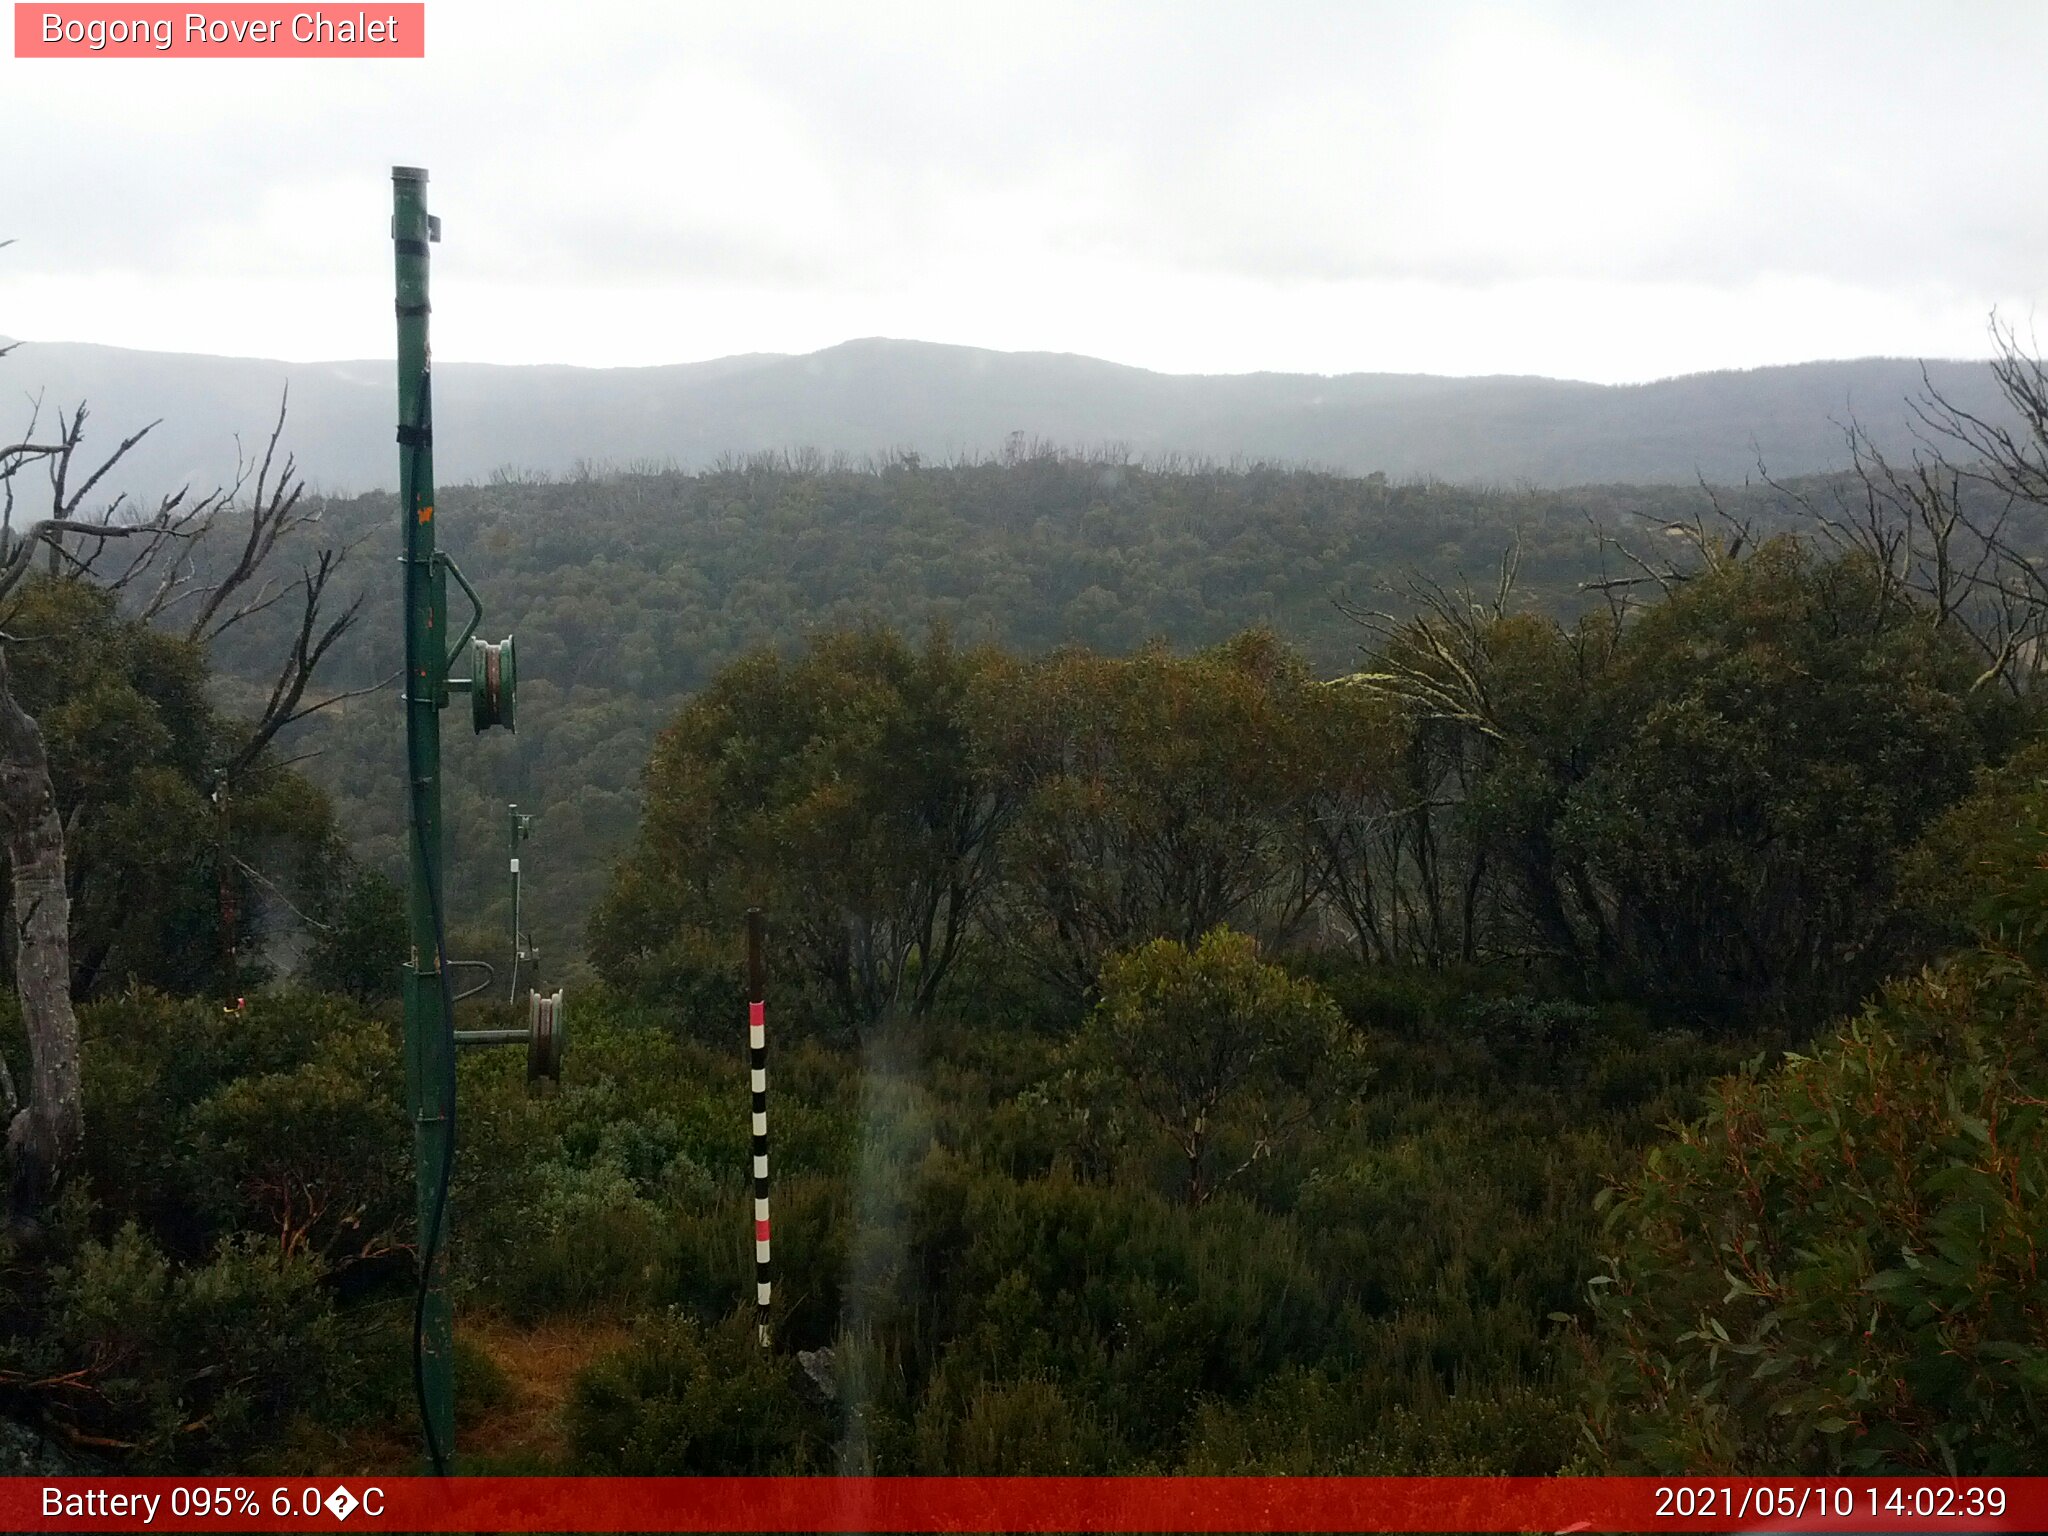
2;1476;2043;1532
14;5;424;58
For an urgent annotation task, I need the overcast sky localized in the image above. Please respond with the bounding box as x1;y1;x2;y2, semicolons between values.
3;0;2043;382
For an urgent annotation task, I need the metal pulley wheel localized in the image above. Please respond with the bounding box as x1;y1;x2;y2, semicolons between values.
472;634;517;733
527;987;566;1082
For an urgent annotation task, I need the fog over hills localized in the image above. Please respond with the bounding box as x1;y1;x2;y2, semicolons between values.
0;335;2018;498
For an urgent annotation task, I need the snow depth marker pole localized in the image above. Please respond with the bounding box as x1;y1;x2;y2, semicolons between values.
748;907;772;1347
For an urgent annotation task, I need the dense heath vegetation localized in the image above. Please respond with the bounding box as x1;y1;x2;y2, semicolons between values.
6;446;2048;1476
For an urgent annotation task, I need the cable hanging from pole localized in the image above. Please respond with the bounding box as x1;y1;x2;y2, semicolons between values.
391;163;535;1474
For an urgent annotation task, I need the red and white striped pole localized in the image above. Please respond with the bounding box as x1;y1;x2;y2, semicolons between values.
747;907;771;1348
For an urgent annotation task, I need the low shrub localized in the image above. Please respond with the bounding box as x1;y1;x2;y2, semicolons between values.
566;1310;827;1473
1580;951;2048;1473
12;1219;358;1469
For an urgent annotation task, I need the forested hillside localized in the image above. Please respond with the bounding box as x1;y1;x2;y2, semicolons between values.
9;335;2021;498
215;455;1751;976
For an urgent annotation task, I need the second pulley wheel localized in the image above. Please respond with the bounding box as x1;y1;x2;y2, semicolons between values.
471;634;517;733
527;987;565;1082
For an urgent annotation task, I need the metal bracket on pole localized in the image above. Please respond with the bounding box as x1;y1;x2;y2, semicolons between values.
439;552;484;660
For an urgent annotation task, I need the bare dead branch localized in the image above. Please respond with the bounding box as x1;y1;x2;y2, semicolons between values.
185;389;312;643
214;548;367;786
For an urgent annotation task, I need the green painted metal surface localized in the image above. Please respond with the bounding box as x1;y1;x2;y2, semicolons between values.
393;164;455;1470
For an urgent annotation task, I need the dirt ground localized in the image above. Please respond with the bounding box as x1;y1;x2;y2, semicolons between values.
459;1313;637;1468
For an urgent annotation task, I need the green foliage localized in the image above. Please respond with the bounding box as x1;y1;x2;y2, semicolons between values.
80;991;409;1268
0;577;344;1000
1562;544;2002;1021
0;1209;357;1470
909;1167;1330;1461
305;867;406;1002
566;1310;828;1473
1581;947;2048;1472
1899;736;2048;945
1570;604;2048;1475
1454;994;1604;1081
591;627;1013;1032
983;632;1353;999
230;458;1676;975
1183;1368;1576;1473
1075;929;1365;1206
912;1375;1113;1472
500;1191;670;1320
9;955;1734;1477
490;969;1664;1477
1362;540;2015;1024
451;1000;857;1324
596;625;1394;1028
185;1025;408;1267
10;994;411;1466
593;541;2008;1045
31;453;2048;1477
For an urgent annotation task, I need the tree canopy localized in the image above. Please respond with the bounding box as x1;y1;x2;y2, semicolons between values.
1581;765;2048;1472
0;578;347;1002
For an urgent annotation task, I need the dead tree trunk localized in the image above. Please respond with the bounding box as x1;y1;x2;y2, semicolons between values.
0;650;81;1221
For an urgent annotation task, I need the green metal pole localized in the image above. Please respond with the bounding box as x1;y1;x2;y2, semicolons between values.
393;164;455;1471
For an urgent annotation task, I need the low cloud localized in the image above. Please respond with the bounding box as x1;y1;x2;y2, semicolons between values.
2;0;2042;378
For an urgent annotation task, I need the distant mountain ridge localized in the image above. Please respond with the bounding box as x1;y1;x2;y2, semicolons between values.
0;335;2017;497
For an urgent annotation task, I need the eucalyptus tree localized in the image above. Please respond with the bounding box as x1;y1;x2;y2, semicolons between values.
0;352;363;1218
